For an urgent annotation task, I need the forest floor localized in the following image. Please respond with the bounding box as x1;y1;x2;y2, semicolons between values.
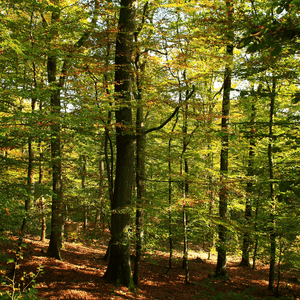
1;232;300;300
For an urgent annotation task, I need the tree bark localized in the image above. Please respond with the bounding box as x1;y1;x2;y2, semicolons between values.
240;99;256;267
20;59;37;235
181;100;189;284
215;0;233;278
80;155;88;231
215;44;233;279
166;112;179;275
38;140;46;242
133;59;146;287
268;78;276;291
103;0;135;288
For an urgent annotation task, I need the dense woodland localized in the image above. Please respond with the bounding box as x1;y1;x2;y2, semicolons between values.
0;0;300;298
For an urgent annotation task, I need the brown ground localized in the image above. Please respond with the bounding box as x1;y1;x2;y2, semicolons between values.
1;234;300;300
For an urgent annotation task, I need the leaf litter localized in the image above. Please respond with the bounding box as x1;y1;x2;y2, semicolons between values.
1;234;300;299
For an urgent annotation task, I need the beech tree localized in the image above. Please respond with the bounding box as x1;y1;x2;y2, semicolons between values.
44;0;99;259
214;0;234;278
103;0;136;287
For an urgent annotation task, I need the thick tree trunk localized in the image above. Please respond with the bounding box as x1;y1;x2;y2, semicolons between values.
47;87;63;259
103;0;135;288
46;9;63;260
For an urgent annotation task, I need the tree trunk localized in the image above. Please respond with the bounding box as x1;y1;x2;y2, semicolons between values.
166;113;179;275
80;155;88;231
94;158;104;231
20;61;37;235
46;8;63;260
252;192;260;270
45;0;99;259
167;137;173;274
133;60;146;287
215;43;233;279
268;78;276;291
240;100;256;267
38;139;47;242
215;0;233;278
103;0;135;288
181;100;189;284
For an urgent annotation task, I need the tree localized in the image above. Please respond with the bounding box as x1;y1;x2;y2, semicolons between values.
45;0;99;259
103;0;136;288
215;0;233;279
133;2;148;284
239;85;259;267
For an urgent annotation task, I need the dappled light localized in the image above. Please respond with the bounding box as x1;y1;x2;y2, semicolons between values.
1;234;299;299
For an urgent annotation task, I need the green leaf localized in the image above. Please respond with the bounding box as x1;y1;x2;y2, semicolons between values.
292;92;300;104
291;0;300;6
242;37;253;47
276;7;284;14
271;44;282;56
247;43;259;53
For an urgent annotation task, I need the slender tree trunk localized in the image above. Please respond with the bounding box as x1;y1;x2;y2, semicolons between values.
181;100;189;284
207;150;215;260
252;193;260;270
275;239;284;296
215;0;233;278
207;100;215;260
133;104;145;286
20;129;35;234
166;114;179;275
20;60;37;235
101;19;115;259
45;0;99;258
103;0;135;288
80;155;88;231
268;78;276;291
95;157;104;231
133;61;146;287
215;44;233;278
39;141;46;242
133;3;149;285
240;101;256;267
167;137;173;274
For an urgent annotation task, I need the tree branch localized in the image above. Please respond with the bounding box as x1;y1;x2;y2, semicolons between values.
144;86;195;135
